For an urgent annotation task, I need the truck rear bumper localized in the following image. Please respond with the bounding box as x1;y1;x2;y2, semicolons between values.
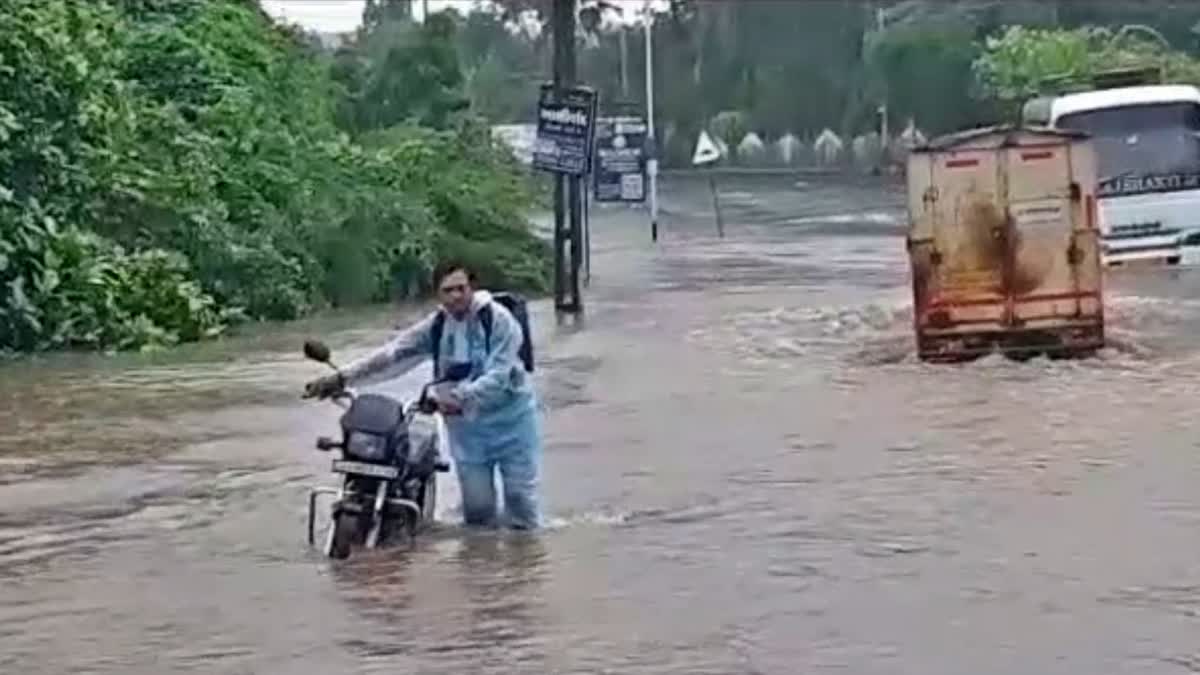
917;323;1104;362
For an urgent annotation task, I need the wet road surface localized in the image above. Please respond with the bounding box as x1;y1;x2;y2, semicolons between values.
5;175;1200;673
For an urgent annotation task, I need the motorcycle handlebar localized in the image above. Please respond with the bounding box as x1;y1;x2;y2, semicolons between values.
301;386;353;408
301;373;455;416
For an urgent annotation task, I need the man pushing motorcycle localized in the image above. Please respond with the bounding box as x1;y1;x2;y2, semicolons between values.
304;260;543;530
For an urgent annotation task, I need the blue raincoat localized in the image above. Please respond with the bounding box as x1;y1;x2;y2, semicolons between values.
340;290;542;529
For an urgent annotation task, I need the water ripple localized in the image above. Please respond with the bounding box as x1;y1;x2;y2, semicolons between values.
4;179;1200;673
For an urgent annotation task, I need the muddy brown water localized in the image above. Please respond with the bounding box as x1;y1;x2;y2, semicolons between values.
5;175;1200;674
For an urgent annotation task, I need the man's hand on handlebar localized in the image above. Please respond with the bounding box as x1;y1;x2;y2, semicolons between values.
417;381;464;416
303;373;345;400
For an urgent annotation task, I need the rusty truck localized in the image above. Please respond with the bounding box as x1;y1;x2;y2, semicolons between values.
904;126;1105;362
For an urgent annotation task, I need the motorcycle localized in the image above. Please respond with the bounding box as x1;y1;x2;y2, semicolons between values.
301;339;450;560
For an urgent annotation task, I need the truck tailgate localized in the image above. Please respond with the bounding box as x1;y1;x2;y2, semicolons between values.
906;126;1104;357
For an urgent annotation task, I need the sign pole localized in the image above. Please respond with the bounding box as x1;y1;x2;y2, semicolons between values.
583;176;591;285
708;171;724;238
693;129;723;237
535;2;596;315
550;0;584;313
551;0;572;311
569;170;583;312
553;176;566;309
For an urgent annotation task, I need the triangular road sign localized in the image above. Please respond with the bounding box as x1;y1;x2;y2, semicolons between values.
693;129;721;166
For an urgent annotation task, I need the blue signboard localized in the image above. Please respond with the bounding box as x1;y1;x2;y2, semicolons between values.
532;84;598;176
593;115;647;203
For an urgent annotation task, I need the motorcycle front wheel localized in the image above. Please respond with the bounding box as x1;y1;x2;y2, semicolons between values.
329;511;361;560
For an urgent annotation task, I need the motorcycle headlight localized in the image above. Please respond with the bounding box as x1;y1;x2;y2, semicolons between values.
345;431;388;462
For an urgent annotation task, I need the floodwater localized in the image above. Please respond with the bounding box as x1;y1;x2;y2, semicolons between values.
6;174;1200;674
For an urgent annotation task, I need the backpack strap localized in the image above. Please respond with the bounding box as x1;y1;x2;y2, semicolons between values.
479;304;494;353
429;310;445;377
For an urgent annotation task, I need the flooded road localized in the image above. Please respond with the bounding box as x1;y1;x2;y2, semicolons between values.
6;175;1200;674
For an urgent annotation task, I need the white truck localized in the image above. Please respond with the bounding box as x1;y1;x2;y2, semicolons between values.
905;126;1105;361
1022;70;1200;266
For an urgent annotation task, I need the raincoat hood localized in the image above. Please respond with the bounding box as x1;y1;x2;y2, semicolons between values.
468;289;493;315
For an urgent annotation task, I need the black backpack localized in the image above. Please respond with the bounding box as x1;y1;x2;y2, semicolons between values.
430;292;535;377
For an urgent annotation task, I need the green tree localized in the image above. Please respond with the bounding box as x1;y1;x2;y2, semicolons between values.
457;9;541;122
1;0;548;354
335;11;470;132
863;16;986;134
454;0;1200;165
972;24;1200;104
363;0;413;31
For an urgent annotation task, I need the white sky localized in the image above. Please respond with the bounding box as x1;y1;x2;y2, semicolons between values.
259;0;660;33
259;1;462;33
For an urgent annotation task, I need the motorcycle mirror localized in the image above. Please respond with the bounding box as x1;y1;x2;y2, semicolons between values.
303;339;332;364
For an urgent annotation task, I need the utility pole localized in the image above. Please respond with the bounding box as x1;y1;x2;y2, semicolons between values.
644;0;659;242
619;29;629;100
552;0;583;313
875;4;889;169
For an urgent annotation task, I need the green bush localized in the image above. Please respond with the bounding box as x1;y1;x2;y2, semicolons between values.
0;0;548;353
1;199;226;351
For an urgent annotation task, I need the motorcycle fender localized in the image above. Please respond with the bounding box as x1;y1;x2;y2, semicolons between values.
335;499;366;515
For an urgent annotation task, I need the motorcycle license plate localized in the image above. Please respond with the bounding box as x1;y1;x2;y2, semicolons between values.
331;460;399;480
